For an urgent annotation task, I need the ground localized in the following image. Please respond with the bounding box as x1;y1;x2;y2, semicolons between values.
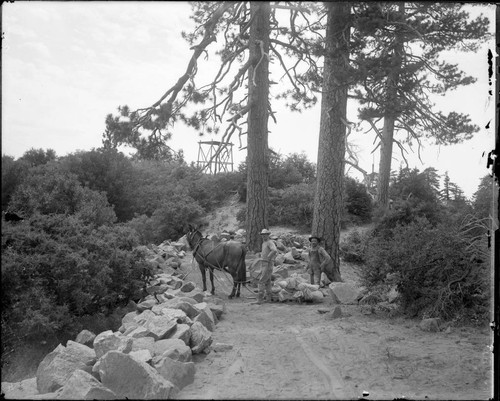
176;258;492;400
176;212;493;400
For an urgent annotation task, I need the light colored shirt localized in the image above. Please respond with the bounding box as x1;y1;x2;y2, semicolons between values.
261;239;278;262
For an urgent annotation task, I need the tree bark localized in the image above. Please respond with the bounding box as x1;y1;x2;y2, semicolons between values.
377;3;404;209
245;2;271;252
311;2;351;282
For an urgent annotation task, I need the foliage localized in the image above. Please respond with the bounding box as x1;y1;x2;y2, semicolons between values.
268;152;316;189
19;148;57;167
2;156;30;212
59;148;138;221
1;214;152;340
8;163;116;227
267;183;315;229
472;174;493;220
344;176;373;222
359;216;489;320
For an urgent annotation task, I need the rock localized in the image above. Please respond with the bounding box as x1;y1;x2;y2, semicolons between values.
144;315;178;340
131;336;155;352
93;331;133;359
153;307;192;325
125;325;152;338
137;298;159;312
146;284;170;295
189;321;213;354
56;369;116;400
325;306;342;320
151;339;192;362
168;324;192;345
180;281;196;292
387;287;400;303
419;318;441;332
36;341;96;394
134;309;156;324
97;351;178;399
207;303;225;320
75;330;96;347
154;356;196;390
1;377;38;399
328;282;360;304
193;309;216;332
180;289;205;303
129;349;153;364
163;298;200;319
122;311;139;325
212;343;233;352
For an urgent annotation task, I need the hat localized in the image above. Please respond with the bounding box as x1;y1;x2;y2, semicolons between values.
260;229;271;235
309;235;322;242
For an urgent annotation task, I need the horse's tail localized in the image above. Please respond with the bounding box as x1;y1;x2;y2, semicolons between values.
235;246;247;284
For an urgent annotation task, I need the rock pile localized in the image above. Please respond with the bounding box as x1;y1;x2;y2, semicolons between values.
1;255;226;400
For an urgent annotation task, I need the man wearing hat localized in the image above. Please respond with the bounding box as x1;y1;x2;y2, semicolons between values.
252;228;278;304
305;235;333;287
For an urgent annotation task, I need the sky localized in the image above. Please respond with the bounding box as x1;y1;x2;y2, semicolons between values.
2;2;496;199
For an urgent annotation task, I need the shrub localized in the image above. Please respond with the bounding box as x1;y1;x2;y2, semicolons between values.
268;183;314;229
339;229;368;264
359;216;490;320
1;214;152;340
344;177;373;222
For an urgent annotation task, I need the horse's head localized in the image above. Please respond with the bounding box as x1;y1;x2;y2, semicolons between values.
186;224;202;250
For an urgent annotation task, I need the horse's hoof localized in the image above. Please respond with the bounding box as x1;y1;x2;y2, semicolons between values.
228;295;234;299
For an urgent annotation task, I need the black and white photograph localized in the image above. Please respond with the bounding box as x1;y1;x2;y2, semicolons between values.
1;2;497;399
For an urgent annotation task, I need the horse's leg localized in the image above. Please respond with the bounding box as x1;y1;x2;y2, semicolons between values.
236;282;241;298
229;280;236;299
199;264;207;292
209;268;215;295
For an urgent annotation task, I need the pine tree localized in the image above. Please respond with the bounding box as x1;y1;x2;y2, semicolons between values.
350;3;490;208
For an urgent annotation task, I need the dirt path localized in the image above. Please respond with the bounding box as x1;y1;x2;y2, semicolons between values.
177;254;492;400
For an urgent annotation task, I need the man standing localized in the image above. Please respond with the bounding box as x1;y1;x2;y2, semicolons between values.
306;235;333;287
252;228;278;304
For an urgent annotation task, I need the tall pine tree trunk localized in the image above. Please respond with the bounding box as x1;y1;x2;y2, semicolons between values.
245;2;270;252
377;3;404;208
311;2;351;282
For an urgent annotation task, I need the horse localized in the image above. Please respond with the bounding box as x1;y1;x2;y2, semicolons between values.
185;224;247;299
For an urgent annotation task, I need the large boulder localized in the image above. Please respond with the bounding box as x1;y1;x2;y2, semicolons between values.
162;298;200;319
151;339;192;362
168;324;192;345
328;282;360;304
129;349;153;364
93;331;133;359
154;356;196;390
96;351;178;399
419;318;441;332
180;281;196;293
74;330;96;348
151;307;192;325
189;321;213;354
137;298;159;312
1;377;38;399
56;369;116;400
207;303;225;320
131;336;155;352
193;309;216;332
145;315;178;340
36;341;96;394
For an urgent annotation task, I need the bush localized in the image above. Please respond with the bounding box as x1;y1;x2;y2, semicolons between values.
359;216;490;320
268;183;314;229
1;214;152;341
344;177;373;222
339;229;368;263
